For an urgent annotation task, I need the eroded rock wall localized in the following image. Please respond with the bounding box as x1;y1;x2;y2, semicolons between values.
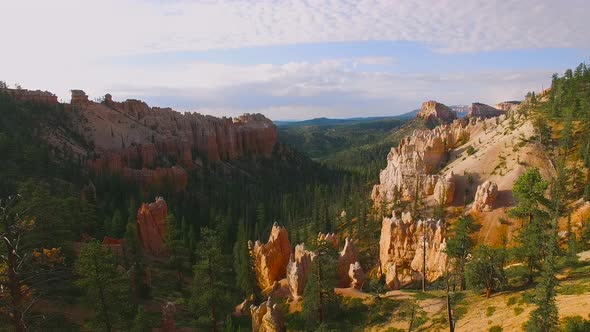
379;213;447;289
249;223;291;291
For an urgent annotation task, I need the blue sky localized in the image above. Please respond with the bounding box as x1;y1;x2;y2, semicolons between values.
1;0;589;120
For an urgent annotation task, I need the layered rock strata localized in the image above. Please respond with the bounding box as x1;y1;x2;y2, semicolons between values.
379;213;447;289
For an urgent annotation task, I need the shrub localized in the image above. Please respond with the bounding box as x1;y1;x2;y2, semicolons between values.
562;315;590;332
486;306;496;317
467;145;477;156
513;306;524;316
506;296;517;306
489;325;503;332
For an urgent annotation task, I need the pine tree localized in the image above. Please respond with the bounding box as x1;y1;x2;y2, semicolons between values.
191;227;232;331
76;240;130;332
165;213;189;289
510;168;550;283
233;220;258;300
445;216;476;291
124;222;148;300
465;245;506;298
526;227;559;331
302;240;340;329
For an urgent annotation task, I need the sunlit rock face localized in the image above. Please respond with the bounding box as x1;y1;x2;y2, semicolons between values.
417;100;457;122
371;120;468;208
286;243;315;300
249;223;291;291
472;180;499;212
434;171;456;205
250;297;284;332
337;238;361;288
136;197;169;258
379;213;447;289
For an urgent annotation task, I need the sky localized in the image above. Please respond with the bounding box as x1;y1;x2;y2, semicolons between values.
1;0;589;120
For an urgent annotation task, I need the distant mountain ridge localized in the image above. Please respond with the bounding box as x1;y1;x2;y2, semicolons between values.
274;105;471;127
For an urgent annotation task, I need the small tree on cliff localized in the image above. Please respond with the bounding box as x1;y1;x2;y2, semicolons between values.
445;215;477;291
302;239;340;329
465;244;506;298
76;240;130;332
191;227;232;332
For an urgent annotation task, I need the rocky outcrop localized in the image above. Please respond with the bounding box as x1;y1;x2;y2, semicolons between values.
433;172;456;205
251;298;285;332
70;89;89;106
249;223;291;291
348;262;366;289
136;197;169;257
338;238;361;288
58;92;278;191
1;87;58;105
379;213;447;289
472;180;499;212
372;121;469;207
317;232;338;248
416;101;457;122
469;103;505;119
286;244;315;300
495;101;521;112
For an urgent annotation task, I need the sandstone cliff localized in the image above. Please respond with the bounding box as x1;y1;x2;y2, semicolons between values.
136;197;169;257
416;101;457;122
371;120;469;207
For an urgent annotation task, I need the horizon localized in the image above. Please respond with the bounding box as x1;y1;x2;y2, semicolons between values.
2;0;589;120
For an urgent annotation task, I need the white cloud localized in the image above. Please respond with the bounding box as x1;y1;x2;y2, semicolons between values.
0;0;582;119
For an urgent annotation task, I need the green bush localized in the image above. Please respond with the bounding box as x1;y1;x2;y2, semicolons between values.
562;315;590;332
466;145;477;156
488;325;503;332
486;306;496;317
513;306;524;316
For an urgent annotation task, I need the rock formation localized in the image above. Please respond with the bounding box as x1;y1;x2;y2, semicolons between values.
495;101;521;112
348;262;366;289
472;180;499;212
1;87;58;105
372;121;468;207
249;223;291;291
317;232;338;248
433;172;456;205
136;197;169;257
379;213;447;289
468;102;505;119
416;101;457;122
286;244;315;300
14;88;278;192
338;238;361;288
251;297;285;332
